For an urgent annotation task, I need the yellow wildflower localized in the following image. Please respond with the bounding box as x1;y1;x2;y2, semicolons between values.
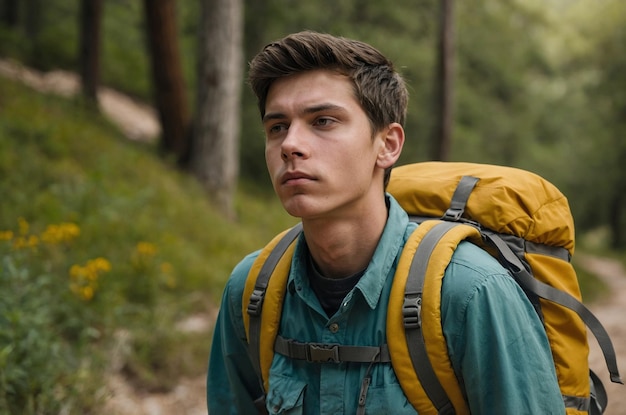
135;242;157;257
160;262;173;274
69;264;85;280
160;262;177;289
18;217;29;236
70;282;94;301
131;242;158;271
41;222;81;244
91;257;112;272
68;257;111;301
0;230;13;241
70;264;97;283
81;286;94;301
12;237;26;249
13;234;39;250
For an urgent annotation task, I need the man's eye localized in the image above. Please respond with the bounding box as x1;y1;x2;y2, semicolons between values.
268;124;286;134
315;117;334;127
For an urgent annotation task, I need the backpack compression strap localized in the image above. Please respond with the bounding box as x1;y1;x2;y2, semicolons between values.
243;223;302;394
483;230;623;386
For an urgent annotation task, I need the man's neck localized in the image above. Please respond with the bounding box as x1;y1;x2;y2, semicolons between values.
301;198;388;279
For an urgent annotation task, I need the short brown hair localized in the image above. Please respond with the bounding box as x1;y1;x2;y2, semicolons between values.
249;31;408;131
249;31;409;186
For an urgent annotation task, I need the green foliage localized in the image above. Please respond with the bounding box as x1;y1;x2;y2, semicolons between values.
0;0;591;189
572;257;609;303
101;1;152;99
0;233;109;413
0;0;621;247
0;254;104;413
0;76;295;413
0;2;78;70
536;0;626;246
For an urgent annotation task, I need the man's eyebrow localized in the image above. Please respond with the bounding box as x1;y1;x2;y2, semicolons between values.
303;103;346;115
262;103;347;124
262;112;286;124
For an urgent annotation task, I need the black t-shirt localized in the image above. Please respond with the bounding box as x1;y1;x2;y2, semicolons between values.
307;251;366;317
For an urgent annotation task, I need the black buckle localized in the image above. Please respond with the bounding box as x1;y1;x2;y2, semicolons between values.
306;344;340;363
402;295;422;329
247;288;265;316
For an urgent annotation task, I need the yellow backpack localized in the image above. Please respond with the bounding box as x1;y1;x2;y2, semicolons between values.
242;162;622;414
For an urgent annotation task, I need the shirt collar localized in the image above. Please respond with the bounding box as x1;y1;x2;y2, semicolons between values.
355;195;411;309
288;194;412;310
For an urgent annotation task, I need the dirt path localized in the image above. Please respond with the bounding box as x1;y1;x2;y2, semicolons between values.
2;60;624;414
578;255;626;415
101;314;215;415
0;59;160;142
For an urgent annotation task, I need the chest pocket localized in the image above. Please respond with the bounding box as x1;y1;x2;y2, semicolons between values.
266;374;307;415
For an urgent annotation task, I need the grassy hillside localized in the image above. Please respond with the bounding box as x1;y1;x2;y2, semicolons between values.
0;76;296;413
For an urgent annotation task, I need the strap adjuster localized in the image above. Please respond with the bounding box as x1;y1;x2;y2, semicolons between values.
247;288;265;316
402;295;422;329
442;207;464;221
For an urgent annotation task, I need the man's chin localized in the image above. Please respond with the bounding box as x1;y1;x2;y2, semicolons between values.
281;197;317;219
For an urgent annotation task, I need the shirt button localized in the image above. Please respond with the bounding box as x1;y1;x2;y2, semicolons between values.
272;396;283;411
329;323;339;333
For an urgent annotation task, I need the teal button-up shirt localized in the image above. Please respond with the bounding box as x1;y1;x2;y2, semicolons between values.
207;196;565;414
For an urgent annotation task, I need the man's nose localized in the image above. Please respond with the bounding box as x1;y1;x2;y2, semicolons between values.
281;123;308;160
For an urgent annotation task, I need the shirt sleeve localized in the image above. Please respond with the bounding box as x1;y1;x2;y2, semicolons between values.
207;252;264;415
441;242;566;415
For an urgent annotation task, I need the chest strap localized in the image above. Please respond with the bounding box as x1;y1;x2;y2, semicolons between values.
275;335;391;364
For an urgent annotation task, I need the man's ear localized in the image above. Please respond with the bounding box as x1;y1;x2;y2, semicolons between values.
376;123;405;169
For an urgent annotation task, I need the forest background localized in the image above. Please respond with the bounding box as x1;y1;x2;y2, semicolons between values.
0;0;624;413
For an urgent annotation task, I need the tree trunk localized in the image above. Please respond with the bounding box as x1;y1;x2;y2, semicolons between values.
78;0;103;103
190;0;243;218
2;0;19;27
24;0;40;62
431;0;455;161
143;0;190;161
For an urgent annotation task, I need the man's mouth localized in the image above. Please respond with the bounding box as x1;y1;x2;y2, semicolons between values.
281;171;316;185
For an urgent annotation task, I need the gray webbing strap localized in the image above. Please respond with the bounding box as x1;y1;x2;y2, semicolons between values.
412;217;572;264
442;176;479;221
274;335;391;363
404;221;459;415
483;230;623;385
247;223;302;390
525;240;571;262
562;393;591;413
589;369;608;415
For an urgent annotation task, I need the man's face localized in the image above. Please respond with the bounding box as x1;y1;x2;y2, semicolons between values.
263;69;387;221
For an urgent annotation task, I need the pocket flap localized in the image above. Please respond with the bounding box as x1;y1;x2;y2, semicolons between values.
267;375;307;414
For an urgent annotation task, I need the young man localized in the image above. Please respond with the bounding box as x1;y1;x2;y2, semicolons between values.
207;31;565;414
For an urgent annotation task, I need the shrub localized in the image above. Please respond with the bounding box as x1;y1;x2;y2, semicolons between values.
0;219;106;413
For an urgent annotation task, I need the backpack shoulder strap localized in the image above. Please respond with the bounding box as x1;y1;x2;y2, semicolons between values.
389;220;623;415
388;219;483;415
242;223;302;393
